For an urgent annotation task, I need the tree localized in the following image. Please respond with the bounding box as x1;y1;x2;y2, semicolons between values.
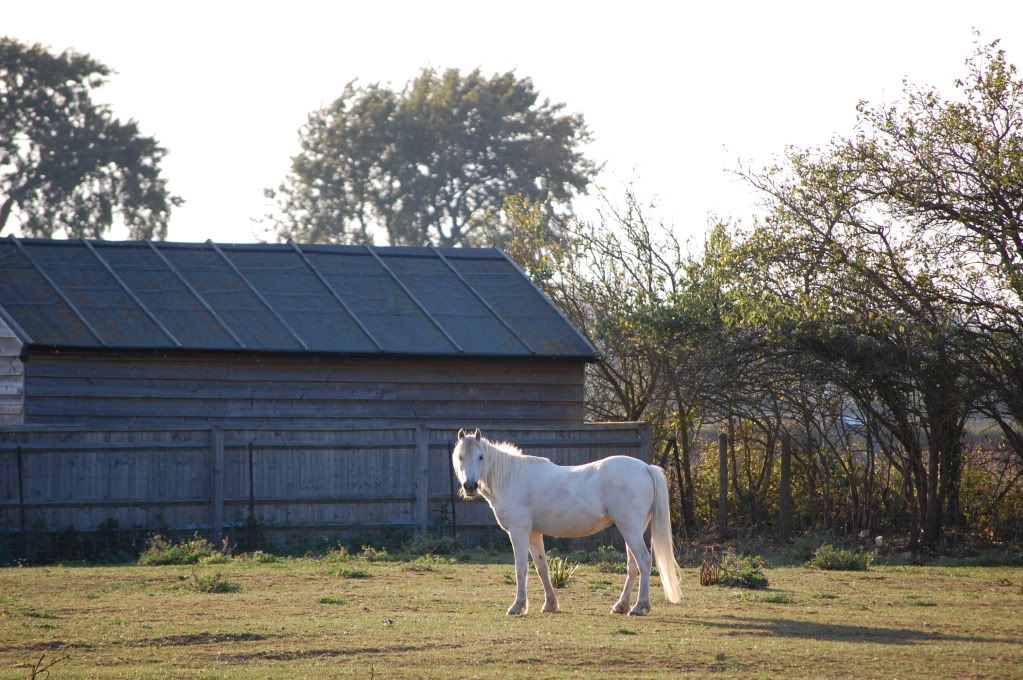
267;68;597;246
738;39;1023;547
0;38;180;239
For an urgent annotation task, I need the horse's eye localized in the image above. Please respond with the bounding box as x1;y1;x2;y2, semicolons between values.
478;455;484;461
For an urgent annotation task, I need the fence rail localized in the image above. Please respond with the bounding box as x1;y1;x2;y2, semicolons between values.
0;422;649;546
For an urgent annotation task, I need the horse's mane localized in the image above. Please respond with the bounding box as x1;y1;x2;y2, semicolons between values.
481;438;551;494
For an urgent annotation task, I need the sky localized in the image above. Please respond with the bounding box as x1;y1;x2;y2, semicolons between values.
5;1;1023;246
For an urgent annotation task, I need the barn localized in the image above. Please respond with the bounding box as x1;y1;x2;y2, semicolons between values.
0;238;648;552
0;238;597;427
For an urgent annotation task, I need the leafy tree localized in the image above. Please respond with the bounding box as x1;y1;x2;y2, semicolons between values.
739;39;1023;547
268;68;596;246
0;37;180;239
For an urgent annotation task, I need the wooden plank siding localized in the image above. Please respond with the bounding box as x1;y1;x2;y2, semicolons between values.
0;423;649;545
0;316;24;425
20;352;585;427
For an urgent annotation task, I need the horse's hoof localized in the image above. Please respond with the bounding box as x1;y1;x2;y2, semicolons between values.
610;602;628;615
541;601;559;613
506;602;527;615
628;602;651;616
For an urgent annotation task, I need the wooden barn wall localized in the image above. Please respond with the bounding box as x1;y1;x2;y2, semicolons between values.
20;352;585;427
0;423;650;545
0;317;24;425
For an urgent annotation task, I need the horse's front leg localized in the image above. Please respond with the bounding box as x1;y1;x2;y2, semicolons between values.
507;528;530;615
529;533;559;613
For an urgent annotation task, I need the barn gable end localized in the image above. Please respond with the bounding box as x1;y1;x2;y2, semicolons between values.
0;315;24;425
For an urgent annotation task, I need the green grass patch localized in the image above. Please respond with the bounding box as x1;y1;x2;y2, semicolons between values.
24;609;57;618
336;567;371;579
403;555;457;572
317;596;347;605
612;626;638;635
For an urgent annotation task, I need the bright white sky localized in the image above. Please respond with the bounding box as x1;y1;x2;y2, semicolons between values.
6;1;1023;246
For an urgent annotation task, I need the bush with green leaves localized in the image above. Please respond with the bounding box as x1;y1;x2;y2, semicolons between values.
788;529;840;563
716;550;769;589
138;534;219;566
807;544;873;571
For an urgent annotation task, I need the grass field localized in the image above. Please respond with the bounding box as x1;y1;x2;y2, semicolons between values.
1;550;1021;679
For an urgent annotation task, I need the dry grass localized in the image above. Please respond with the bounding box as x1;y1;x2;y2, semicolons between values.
0;555;1021;679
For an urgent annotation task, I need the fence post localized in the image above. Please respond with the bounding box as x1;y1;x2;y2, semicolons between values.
16;445;27;559
414;425;429;537
779;433;793;543
718;432;728;539
639;422;652;463
209;427;224;546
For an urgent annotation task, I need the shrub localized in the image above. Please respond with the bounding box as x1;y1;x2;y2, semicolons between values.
593;545;628;574
788;529;840;563
138;534;219;566
547;556;580;588
188;570;240;593
717;551;769;589
336;567;371;579
324;546;351;563
245;550;278;563
807;544;873;571
358;545;391;562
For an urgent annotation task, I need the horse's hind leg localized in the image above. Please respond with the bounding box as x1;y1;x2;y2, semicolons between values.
528;533;559;613
617;523;653;616
611;545;640;615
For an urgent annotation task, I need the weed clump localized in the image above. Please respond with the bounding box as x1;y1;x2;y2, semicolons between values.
188;570;240;593
138;535;220;566
547;556;580;588
807;544;873;571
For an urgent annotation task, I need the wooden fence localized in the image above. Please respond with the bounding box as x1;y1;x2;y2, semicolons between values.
0;423;650;547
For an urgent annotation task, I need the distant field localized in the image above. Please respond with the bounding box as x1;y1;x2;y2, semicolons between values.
1;553;1021;679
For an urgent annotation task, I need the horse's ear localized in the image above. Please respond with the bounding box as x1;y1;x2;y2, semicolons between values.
457;428;465;441
473;428;482;439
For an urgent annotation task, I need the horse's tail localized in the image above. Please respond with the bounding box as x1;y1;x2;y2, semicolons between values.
648;465;683;604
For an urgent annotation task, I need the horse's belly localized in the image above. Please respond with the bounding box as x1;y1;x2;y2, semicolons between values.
532;510;614;538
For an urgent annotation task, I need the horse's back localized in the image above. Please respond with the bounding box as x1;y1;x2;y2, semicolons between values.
507;454;655;537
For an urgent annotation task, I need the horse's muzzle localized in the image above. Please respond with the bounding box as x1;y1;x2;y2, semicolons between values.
462;481;479;496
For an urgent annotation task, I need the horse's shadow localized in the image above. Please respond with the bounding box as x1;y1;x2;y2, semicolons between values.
688;616;1016;646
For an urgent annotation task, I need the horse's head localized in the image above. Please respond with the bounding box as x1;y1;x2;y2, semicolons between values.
452;428;485;498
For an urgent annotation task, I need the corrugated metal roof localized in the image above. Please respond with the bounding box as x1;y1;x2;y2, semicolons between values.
0;237;598;360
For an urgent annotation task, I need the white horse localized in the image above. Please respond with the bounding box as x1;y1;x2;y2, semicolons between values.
451;428;683;616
